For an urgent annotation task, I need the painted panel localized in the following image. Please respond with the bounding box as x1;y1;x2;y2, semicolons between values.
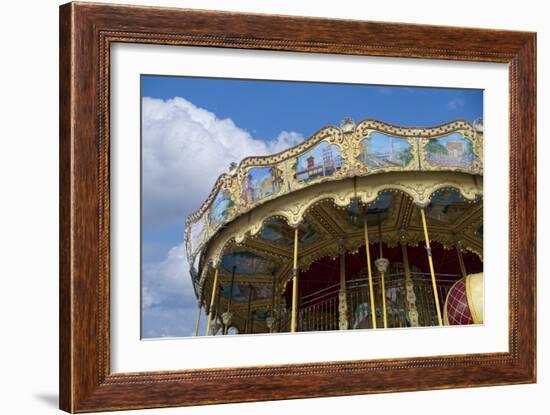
426;132;476;167
357;132;413;168
222;251;277;275
344;192;394;227
221;284;273;303
260;217;317;246
294;141;343;182
426;189;468;223
188;216;207;254
241;166;284;206
208;189;234;227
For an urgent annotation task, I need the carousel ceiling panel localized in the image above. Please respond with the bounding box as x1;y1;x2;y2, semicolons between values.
221;251;278;275
409;189;482;229
332;191;398;231
185;119;483;276
259;217;318;247
221;284;273;304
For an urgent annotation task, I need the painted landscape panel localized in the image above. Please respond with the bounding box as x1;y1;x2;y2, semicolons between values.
294;141;343;182
241;167;284;205
357;132;413;169
426;132;476;167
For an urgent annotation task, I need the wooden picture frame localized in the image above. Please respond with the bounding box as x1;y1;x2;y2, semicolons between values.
59;2;536;412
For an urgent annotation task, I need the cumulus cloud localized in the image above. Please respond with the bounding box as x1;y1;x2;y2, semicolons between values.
141;96;304;337
142;97;304;229
141;243;200;337
447;98;465;110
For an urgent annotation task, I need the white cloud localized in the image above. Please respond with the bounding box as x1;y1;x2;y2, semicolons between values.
141;97;305;337
447;98;465;110
141;243;198;337
142;97;304;229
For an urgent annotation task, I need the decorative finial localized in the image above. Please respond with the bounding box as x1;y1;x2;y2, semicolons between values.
473;117;483;132
228;162;238;175
222;311;233;327
375;258;389;273
340;117;355;133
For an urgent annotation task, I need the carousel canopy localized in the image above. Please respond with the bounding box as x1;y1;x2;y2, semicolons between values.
184;118;483;328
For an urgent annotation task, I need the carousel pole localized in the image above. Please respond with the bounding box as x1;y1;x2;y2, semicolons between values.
245;284;253;334
223;264;237;335
419;207;443;326
193;288;204;336
291;227;300;332
455;242;468;278
400;237;419;327
213;282;222;336
205;267;219;336
266;271;277;333
375;216;388;329
362;210;377;329
338;252;349;330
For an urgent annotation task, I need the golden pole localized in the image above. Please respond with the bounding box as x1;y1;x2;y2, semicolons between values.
214;284;221;336
420;207;443;326
267;271;277;333
223;265;237;335
456;244;467;278
193;305;202;337
205;267;219;336
377;218;388;329
245;284;253;334
338;253;348;330
400;240;419;327
291;227;299;332
363;215;377;329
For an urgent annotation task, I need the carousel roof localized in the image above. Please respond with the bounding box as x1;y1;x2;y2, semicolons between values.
184;118;484;309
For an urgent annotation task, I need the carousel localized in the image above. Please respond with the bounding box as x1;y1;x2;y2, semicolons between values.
184;117;484;336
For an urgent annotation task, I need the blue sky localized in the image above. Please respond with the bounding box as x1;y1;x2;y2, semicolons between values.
142;76;483;143
140;75;483;338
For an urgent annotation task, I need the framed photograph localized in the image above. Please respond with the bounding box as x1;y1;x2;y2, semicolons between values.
59;2;536;412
